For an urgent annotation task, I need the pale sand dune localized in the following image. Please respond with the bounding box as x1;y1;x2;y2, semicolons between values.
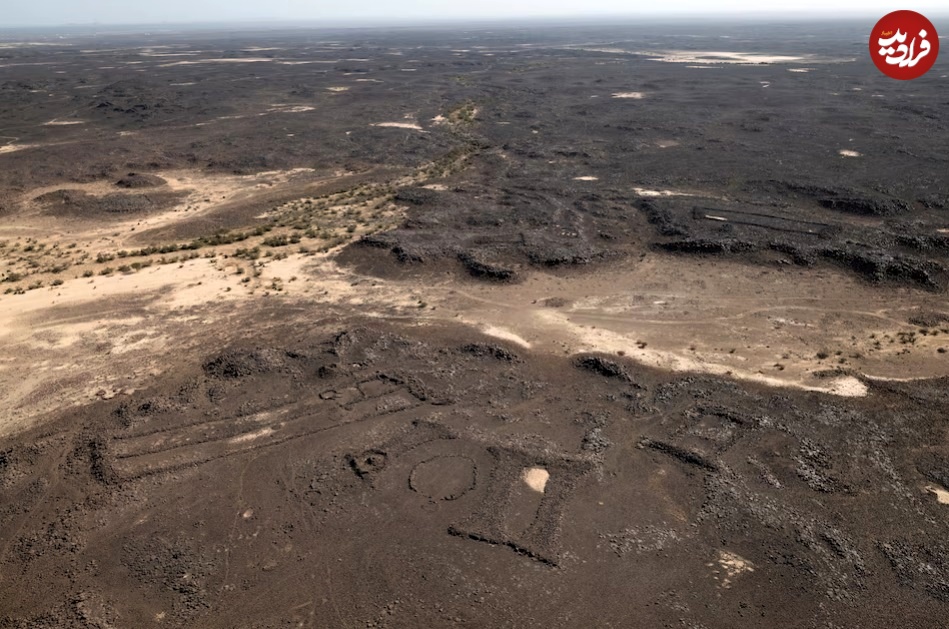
612;92;644;99
838;149;861;157
574;176;599;181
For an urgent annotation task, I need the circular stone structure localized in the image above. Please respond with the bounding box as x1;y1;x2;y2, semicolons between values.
409;455;476;501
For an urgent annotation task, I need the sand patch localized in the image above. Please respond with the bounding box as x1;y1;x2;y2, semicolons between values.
612;92;644;99
633;187;696;198
326;87;350;92
574;176;599;181
788;68;814;73
528;308;869;398
925;485;949;505
266;105;315;114
0;144;34;155
44;119;86;126
160;58;275;67
229;427;275;444
480;325;532;348
522;468;549;493
712;550;754;588
276;60;338;65
138;52;199;57
645;50;807;65
371;122;424;131
655;140;679;148
838;150;861;157
824;376;868;397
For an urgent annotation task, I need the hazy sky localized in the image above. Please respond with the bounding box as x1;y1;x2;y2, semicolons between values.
6;0;948;27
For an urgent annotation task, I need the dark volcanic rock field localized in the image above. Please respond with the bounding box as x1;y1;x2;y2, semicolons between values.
1;20;948;628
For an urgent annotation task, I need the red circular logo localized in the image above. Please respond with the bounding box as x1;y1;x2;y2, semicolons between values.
870;11;939;80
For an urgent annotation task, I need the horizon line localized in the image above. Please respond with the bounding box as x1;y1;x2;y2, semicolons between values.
2;11;946;32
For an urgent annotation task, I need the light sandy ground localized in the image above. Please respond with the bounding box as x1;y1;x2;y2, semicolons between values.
522;468;550;493
371;122;424;131
477;325;532;348
44;119;86;126
160;58;275;67
655;140;679;148
644;50;808;64
788;68;815;73
265;105;315;114
0;144;34;154
138;52;199;57
4;167;322;245
612;92;644;99
633;187;698;198
712;550;754;588
925;485;949;505
229;426;276;444
326;87;350;92
838;149;861;157
574;176;599;181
